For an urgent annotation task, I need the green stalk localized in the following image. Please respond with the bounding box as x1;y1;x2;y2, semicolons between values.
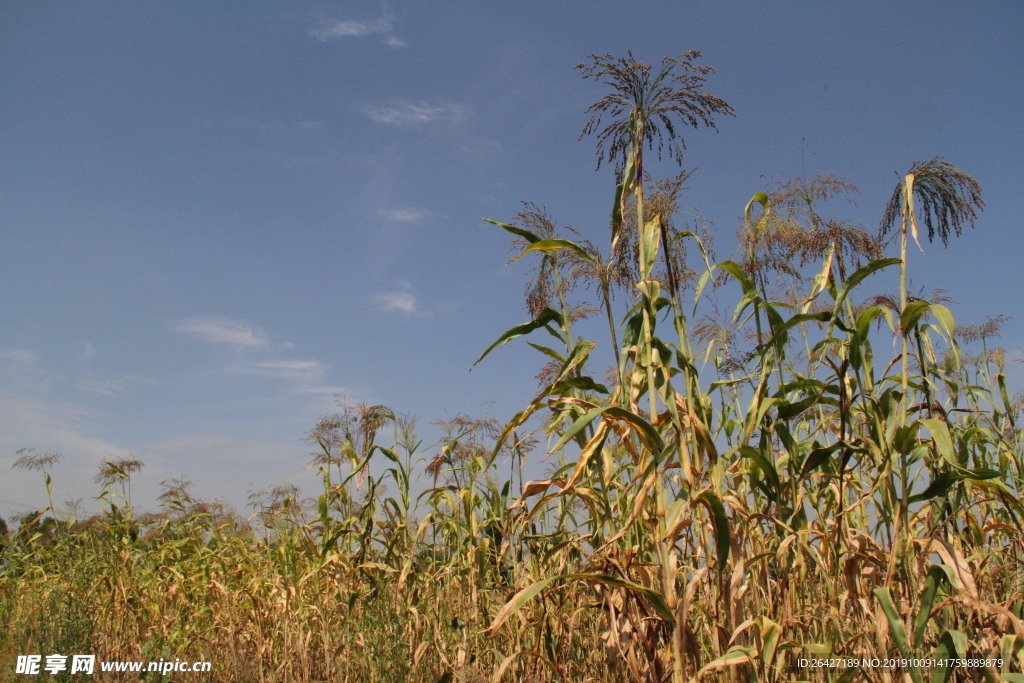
896;173;914;583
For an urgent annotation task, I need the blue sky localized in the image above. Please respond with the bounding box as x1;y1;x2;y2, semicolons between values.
2;1;1022;520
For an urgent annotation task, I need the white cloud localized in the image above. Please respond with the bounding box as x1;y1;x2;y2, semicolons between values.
0;387;318;515
380;208;424;222
0;349;38;366
174;317;270;348
373;291;418;314
172;317;349;407
73;375;158;398
297;120;324;132
0;336;350;514
73;380;121;397
365;101;466;126
0;391;132;511
80;342;96;360
0;348;57;395
309;6;407;48
311;18;388;39
243;359;328;385
458;138;503;158
291;384;349;396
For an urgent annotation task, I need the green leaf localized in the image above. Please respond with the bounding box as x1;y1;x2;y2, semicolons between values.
969;478;1024;518
855;306;889;338
640;216;661;278
757;616;782;672
914;565;953;649
557;338;597;381
375;446;400;466
549;406;605;454
920;418;957;466
1000;635;1023;677
526;342;565;362
488;352;604;462
746;192;769;218
842;257;901;298
998;373;1017;430
873;587;924;683
800;442;844;479
742;446;782;502
549;376;609;396
483;218;539;243
931;630;967;683
473;308;564;367
340;451;375;487
957;466;1002;480
708;373;759;393
760;311;832;356
694;646;755;678
601;406;665;453
611;182;625;244
775;395;820;421
717;259;756;295
931;304;956;341
827;258;900;338
509;238;595;263
909;467;1000;504
692;267;715;315
908;471;961;504
901;300;933;334
744;396;779;444
697;491;731;569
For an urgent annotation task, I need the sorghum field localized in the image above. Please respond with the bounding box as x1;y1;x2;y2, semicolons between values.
3;52;1023;683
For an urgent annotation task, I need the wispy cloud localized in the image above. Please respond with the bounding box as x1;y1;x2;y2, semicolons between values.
373;291;418;314
0;391;132;510
2;347;156;402
73;379;123;397
0;349;38;366
0;334;349;513
311;17;388;39
379;208;424;222
173;317;347;401
309;4;407;48
73;375;158;398
458;138;503;158
242;359;327;384
174;317;270;348
241;360;349;401
0;348;58;395
365;101;466;126
240;371;354;421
